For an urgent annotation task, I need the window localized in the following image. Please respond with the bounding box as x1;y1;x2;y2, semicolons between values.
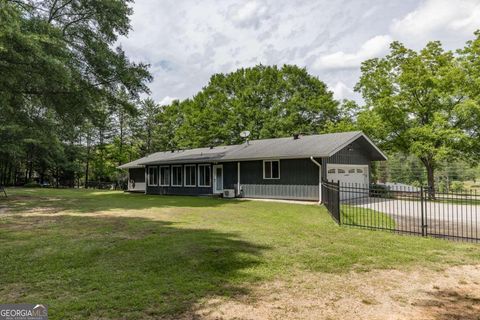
263;160;280;179
328;169;336;174
148;166;158;186
184;165;196;186
171;165;182;186
198;164;211;187
337;169;345;173
159;166;170;186
348;169;355;173
357;168;364;173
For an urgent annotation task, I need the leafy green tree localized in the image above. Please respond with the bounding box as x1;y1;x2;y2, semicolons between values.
355;41;476;195
157;65;339;148
0;0;150;187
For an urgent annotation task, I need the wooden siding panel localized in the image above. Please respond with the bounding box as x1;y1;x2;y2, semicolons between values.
238;159;318;185
241;184;319;201
323;140;372;178
222;162;238;189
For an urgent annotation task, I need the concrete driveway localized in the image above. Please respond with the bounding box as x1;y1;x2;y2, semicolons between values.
345;197;480;240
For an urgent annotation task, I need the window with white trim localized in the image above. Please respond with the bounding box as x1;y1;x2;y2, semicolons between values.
198;164;211;187
263;160;280;179
148;166;158;186
184;165;196;186
159;166;170;186
171;165;182;186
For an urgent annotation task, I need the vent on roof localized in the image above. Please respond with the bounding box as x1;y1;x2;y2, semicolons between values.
293;133;300;140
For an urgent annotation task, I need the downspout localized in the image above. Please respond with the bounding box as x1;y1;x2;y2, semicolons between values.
310;157;322;204
237;162;241;197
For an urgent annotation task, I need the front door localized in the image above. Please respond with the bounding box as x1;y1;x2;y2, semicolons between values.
213;165;223;194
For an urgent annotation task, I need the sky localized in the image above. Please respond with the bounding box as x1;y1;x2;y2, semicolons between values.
119;0;480;105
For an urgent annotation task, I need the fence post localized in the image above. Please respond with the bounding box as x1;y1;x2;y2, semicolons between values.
337;180;341;225
420;186;426;237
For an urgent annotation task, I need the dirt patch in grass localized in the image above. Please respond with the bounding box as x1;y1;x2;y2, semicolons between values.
186;264;480;320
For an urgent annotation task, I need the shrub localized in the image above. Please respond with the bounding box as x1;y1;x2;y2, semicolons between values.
450;181;465;192
23;182;41;188
369;184;392;198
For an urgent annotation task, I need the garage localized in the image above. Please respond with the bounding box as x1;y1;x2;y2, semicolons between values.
326;164;369;186
326;164;369;200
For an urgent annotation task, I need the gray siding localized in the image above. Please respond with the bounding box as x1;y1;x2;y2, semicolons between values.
242;184;319;201
222;162;238;189
322;140;371;178
236;159;319;185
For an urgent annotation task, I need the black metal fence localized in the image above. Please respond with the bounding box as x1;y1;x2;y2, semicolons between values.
321;179;340;223
321;181;480;242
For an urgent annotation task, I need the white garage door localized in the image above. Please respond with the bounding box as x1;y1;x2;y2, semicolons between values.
326;165;369;200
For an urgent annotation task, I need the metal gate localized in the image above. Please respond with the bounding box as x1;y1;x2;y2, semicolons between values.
334;183;480;243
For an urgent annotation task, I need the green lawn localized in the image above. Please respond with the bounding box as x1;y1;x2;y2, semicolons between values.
0;188;478;319
341;205;396;229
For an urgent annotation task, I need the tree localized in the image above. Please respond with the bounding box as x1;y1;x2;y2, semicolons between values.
0;0;151;187
355;41;476;196
157;65;340;149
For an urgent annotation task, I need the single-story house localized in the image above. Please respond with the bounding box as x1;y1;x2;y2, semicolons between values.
118;131;387;202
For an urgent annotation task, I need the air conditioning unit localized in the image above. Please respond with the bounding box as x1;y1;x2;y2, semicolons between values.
223;189;236;198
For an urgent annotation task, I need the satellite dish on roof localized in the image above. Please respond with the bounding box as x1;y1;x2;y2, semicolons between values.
240;130;250;138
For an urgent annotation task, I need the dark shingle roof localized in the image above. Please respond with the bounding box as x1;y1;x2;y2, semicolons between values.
118;131;386;169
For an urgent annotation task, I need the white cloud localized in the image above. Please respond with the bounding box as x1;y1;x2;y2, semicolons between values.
391;0;480;48
313;35;392;70
331;81;355;101
159;96;177;106
120;0;480;104
228;1;270;29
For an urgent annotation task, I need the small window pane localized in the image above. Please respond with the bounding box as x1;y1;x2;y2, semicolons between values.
185;165;196;186
172;166;182;186
160;167;170;186
198;165;211;186
264;161;271;179
338;169;345;173
271;161;279;178
148;167;158;186
349;169;355;173
328;169;335;174
357;169;363;173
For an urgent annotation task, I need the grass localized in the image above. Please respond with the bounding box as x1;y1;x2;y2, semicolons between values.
0;188;479;319
341;205;396;229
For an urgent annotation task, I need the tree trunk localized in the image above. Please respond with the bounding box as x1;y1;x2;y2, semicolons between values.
85;134;91;189
426;163;435;199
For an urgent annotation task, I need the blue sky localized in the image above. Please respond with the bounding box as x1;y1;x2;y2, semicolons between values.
119;0;480;104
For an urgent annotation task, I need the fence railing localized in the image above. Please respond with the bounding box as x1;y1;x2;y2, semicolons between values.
321;180;340;223
321;181;480;243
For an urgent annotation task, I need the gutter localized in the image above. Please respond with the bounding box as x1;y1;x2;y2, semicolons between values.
310;156;322;204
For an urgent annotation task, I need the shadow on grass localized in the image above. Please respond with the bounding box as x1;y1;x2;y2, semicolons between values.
0;215;268;318
414;289;480;320
0;188;246;214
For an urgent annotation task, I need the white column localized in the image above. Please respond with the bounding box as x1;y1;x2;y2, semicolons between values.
237;162;241;196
